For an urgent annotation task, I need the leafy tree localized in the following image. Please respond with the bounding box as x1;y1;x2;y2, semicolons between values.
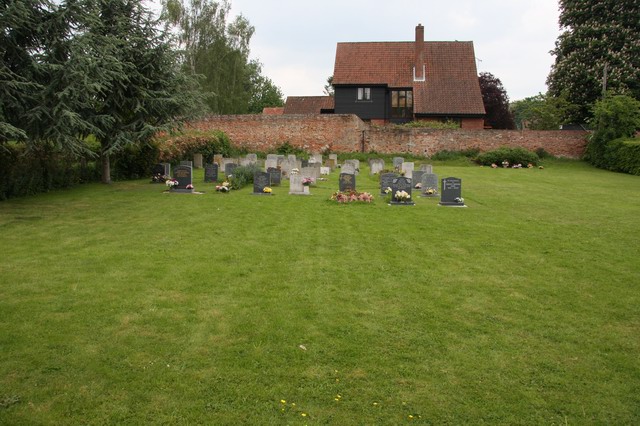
586;94;640;166
510;93;577;130
478;72;515;129
547;0;640;123
246;60;284;114
324;75;334;97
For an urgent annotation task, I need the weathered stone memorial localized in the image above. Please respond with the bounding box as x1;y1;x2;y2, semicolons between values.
289;174;307;195
204;163;218;183
370;159;385;175
193;154;203;169
341;163;356;176
389;176;415;205
421;173;439;198
393;157;404;170
225;163;238;177
253;171;271;195
420;164;433;173
412;170;425;189
380;172;397;195
339;173;356;192
180;160;193;168
401;162;414;179
439;177;466;207
267;167;281;186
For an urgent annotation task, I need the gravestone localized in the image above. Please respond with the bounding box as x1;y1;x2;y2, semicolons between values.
439;177;465;206
289;174;307;195
421;173;439;197
310;154;323;164
173;165;193;192
204;163;218;183
267;167;281;186
390;176;415;205
329;153;338;164
380;172;398;195
193;154;203;169
401;162;414;179
341;163;356;175
393;157;404;170
339;173;356;192
266;154;278;163
301;159;309;168
420;164;433;173
412;170;425;189
326;159;337;170
152;163;166;183
180;160;193;168
225;163;238;177
213;154;223;166
288;155;297;163
369;159;385;175
265;158;278;171
320;167;331;175
246;153;258;164
253;171;271;195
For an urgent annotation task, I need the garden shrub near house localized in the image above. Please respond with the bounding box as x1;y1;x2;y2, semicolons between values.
476;147;540;166
157;130;233;163
600;138;640;176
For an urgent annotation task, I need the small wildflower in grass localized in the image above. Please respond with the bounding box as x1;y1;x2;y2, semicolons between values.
280;399;286;404
301;413;307;417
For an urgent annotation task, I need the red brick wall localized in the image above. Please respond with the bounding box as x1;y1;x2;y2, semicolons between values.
188;114;365;153
187;114;588;158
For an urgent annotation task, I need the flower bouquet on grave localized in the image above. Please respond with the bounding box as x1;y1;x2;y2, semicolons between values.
394;190;411;203
263;186;272;194
186;184;194;190
165;178;179;189
302;177;314;186
414;182;422;189
501;160;510;168
215;181;231;192
455;197;464;204
152;173;168;183
423;187;437;196
290;168;300;175
330;190;374;204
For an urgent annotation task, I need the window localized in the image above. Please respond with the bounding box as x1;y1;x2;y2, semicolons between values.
391;90;413;118
357;87;371;101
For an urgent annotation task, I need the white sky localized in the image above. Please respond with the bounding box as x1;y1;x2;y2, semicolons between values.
152;0;563;102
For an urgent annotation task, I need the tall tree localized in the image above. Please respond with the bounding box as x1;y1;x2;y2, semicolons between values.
246;60;284;114
547;0;640;123
479;72;515;129
510;93;577;130
51;0;201;183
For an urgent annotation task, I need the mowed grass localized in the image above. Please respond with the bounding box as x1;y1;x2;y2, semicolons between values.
1;159;639;424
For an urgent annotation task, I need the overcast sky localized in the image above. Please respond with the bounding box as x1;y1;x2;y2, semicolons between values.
153;0;563;102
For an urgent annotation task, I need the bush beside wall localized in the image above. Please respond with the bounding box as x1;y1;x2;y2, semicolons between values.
602;138;640;175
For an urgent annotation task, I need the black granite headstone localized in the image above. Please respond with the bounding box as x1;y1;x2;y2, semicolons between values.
204;163;218;183
253;171;271;194
173;165;193;191
339;173;356;192
390;176;415;205
267;167;281;186
439;177;464;206
380;173;397;195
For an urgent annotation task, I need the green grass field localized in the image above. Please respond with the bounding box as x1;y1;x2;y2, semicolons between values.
1;159;639;424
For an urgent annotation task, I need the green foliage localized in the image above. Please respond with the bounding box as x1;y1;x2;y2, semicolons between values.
227;163;261;189
602;138;640;175
275;141;306;157
396;120;460;129
479;72;516;129
111;142;161;181
510;93;577;130
0;144;98;200
431;149;480;161
547;0;640;122
157;130;233;162
585;94;640;168
476;147;540;166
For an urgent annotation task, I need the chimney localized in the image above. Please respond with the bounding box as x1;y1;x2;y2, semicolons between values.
414;23;425;82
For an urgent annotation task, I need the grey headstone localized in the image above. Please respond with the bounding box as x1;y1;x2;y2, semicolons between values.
420;164;433;173
341;163;356;175
412;170;425;189
173;165;193;191
253;171;271;194
439;177;465;206
266;154;278;162
339;173;356;192
246;153;258;163
287;155;297;163
193;153;203;169
393;157;404;170
401;162;414;179
180;160;193;168
369;159;385;175
289;174;306;195
204;163;218;183
265;158;278;171
225;163;238;177
390;176;415;205
267;167;281;186
380;173;398;195
421;173;439;197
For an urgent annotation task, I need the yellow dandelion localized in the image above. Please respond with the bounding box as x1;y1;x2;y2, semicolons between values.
373;402;378;406
291;403;296;407
409;414;414;419
301;413;307;417
280;399;286;404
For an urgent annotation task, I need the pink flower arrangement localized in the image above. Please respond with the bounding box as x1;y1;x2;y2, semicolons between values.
330;190;374;203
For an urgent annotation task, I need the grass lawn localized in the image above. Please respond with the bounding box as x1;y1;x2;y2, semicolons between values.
1;159;639;424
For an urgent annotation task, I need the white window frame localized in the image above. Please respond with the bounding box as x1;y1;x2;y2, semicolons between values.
357;87;371;101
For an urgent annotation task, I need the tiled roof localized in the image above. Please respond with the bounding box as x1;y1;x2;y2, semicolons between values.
333;41;485;116
283;96;335;114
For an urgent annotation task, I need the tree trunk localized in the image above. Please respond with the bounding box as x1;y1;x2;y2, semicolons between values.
101;147;111;184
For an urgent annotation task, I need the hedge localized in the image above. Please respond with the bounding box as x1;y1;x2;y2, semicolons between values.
602;138;640;176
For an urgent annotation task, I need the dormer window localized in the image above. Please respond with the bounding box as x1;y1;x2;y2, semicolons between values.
357;87;371;101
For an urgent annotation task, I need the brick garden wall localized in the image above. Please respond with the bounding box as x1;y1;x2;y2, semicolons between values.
188;114;588;158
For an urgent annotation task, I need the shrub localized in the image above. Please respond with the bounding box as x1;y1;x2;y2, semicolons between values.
396;120;460;129
157;130;233;163
601;138;640;175
227;164;262;189
476;147;540;166
111;141;161;180
275;141;306;158
431;148;479;161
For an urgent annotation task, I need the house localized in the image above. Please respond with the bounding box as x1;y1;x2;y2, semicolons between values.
332;24;486;128
283;96;335;114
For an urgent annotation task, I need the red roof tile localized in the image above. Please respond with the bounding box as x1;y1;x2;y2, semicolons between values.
333;41;485;115
283;96;335;114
